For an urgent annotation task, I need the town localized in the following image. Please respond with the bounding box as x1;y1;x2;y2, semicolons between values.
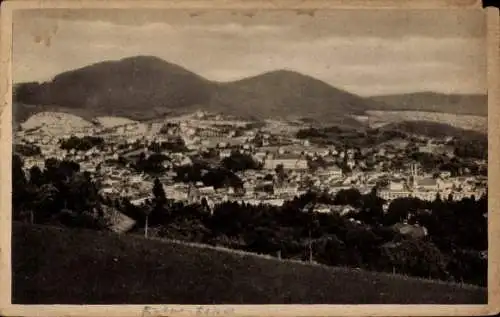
15;110;487;217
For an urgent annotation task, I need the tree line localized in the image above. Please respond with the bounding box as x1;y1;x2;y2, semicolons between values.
12;154;487;287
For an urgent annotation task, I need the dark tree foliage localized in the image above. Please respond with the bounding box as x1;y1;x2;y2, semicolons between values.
153;178;167;204
174;163;244;190
60;136;105;152
12;155;28;217
133;153;169;174
12;155;106;229
148;138;187;153
453;139;487;160
296;126;408;149
14;143;42;156
221;152;262;172
202;168;244;190
333;188;363;207
296;128;327;139
28;165;44;187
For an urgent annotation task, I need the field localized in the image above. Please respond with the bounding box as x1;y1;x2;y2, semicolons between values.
362;110;487;133
12;222;487;304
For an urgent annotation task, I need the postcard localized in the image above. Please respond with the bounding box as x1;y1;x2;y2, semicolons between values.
0;0;499;316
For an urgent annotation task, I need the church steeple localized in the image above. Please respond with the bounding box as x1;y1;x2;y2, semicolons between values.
409;163;418;190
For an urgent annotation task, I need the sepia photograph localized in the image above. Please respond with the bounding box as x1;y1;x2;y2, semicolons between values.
1;0;499;314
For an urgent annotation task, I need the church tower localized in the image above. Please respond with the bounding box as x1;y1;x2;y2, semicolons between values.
410;164;418;189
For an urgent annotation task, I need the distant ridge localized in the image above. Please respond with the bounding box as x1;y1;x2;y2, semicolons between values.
370;92;487;117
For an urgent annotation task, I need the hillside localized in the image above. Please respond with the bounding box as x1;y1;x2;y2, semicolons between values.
364;110;487;135
20;111;95;135
13;56;382;126
210;70;371;125
370;92;488;117
12;222;487;304
379;120;487;141
14;56;215;122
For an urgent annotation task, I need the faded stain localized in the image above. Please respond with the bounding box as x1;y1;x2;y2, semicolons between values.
243;12;256;18
189;11;204;18
296;9;316;17
32;22;59;47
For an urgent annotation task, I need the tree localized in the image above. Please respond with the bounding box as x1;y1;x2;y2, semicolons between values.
434;192;442;203
275;164;286;185
381;239;449;280
302;199;319;263
12;155;29;221
359;187;385;225
28;165;43;187
384;197;424;226
152;178;166;204
201;197;210;213
264;174;274;181
222;152;261;172
334;188;362;207
34;183;60;223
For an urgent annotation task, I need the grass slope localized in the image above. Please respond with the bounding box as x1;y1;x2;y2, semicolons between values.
12;223;487;304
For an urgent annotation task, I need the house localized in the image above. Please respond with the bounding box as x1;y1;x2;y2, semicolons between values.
130;196;151;206
437;178;454;190
198;186;216;196
261;198;285;207
129;174;144;184
314;204;332;213
263;153;308;170
388;180;405;191
274;185;299;196
418;144;436;154
178;156;192;166
219;149;232;159
415;177;439;191
440;171;452;178
412;191;438;201
378;190;412;201
317;166;343;178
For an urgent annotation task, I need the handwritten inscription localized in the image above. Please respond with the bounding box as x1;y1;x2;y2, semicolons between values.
142;306;236;317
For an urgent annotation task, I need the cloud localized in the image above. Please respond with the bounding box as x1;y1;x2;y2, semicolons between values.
12;14;487;96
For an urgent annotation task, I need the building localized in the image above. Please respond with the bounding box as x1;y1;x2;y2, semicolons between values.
388;180;406;191
378;190;413;201
263;153;308;170
415;177;439;191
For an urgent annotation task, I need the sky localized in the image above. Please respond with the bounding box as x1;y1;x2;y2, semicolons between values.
12;9;487;96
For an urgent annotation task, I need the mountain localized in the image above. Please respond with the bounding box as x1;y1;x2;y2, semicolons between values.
14;56;215;122
13;56;382;126
370;92;488;117
210;70;372;125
